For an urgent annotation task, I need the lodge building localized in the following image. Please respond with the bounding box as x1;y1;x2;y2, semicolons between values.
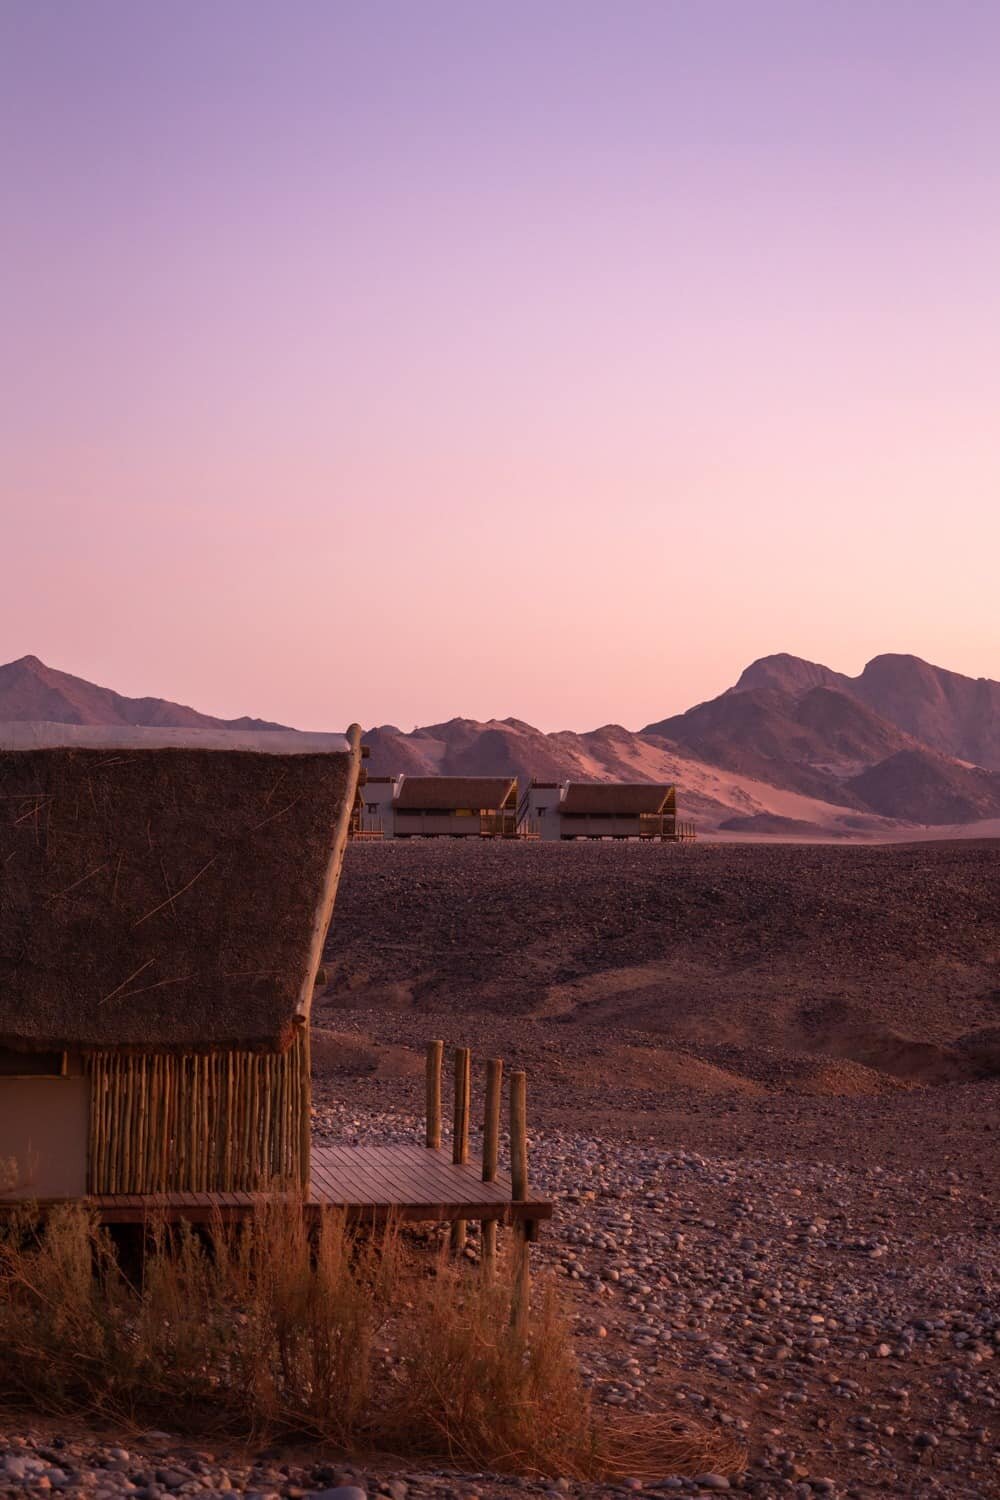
519;779;695;840
350;771;695;842
355;774;519;838
0;722;553;1247
0;720;362;1201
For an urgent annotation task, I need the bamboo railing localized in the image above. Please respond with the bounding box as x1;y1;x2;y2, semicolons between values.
424;1041;533;1313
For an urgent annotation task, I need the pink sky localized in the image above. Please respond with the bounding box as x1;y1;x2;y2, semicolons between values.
2;2;998;731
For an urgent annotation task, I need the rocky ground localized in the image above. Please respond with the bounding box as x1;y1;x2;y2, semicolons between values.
307;1089;1000;1500
315;841;1000;1497
3;841;998;1499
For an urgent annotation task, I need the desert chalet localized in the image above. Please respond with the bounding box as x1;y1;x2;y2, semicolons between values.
354;774;695;841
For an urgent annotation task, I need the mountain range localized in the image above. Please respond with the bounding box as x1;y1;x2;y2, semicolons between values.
3;651;1000;838
0;655;284;733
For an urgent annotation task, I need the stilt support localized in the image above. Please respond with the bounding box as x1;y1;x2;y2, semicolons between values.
509;1068;530;1331
449;1046;471;1253
480;1056;503;1272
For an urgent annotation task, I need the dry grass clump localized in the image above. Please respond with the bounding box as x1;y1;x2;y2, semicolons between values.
383;1251;744;1481
384;1253;593;1474
0;1205;744;1481
0;1201;391;1441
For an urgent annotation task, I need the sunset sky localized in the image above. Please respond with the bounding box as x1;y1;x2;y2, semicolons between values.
2;1;998;732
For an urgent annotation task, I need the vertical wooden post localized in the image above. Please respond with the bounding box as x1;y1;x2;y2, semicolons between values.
481;1057;503;1271
450;1046;471;1253
299;1025;312;1193
509;1069;530;1332
452;1047;471;1164
510;1069;528;1199
425;1039;444;1149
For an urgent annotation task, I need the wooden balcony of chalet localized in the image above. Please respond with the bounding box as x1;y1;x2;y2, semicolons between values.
84;1141;549;1227
477;808;519;838
5;1046;551;1256
637;812;698;841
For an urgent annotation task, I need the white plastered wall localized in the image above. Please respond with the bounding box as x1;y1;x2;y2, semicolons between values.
525;783;564;840
361;778;399;837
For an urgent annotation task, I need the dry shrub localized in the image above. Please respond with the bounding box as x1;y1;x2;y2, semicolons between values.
0;1202;396;1440
383;1250;592;1474
384;1249;744;1480
0;1206;744;1481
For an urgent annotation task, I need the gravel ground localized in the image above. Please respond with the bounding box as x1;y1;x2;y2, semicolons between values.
308;1093;1000;1500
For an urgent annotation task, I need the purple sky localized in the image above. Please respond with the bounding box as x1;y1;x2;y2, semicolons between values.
2;2;998;731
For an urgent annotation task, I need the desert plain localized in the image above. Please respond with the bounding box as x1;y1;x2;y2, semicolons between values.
311;839;1000;1499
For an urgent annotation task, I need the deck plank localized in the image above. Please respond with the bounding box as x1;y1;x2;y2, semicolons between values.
321;1147;415;1203
345;1148;433;1204
331;1149;399;1199
307;1145;544;1219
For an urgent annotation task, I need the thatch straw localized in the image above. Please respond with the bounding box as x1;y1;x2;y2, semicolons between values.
0;740;359;1054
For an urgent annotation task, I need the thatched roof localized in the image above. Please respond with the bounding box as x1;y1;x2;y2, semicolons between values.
559;782;675;815
393;776;516;811
0;722;362;1054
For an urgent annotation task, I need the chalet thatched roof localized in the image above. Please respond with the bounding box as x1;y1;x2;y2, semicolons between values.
559;782;675;815
393;776;516;811
0;722;362;1054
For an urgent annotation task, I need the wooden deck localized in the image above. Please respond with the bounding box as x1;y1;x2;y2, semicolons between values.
74;1143;552;1226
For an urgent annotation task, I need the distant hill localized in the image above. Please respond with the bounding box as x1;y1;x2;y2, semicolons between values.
0;655;286;732
656;652;1000;771
642;685;917;803
849;654;1000;769
643;652;1000;825
730;652;848;698
4;650;1000;835
847;748;1000;824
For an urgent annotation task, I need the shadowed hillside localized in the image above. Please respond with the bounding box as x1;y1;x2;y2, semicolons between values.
324;840;1000;1089
643;652;1000;821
